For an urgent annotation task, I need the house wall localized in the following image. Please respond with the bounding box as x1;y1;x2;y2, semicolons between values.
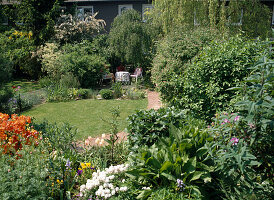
64;0;151;31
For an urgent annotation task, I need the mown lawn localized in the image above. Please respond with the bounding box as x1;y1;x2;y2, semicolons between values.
23;99;147;139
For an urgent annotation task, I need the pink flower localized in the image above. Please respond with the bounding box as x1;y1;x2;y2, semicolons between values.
230;137;239;145
224;119;230;123
234;115;240;122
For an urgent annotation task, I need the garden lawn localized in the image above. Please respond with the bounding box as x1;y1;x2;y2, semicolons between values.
5;79;42;93
23;99;147;139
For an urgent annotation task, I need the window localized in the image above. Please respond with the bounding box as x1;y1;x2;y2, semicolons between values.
142;4;153;21
76;6;94;20
118;4;133;15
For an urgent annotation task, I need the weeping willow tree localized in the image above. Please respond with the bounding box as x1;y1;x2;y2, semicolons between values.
150;0;271;38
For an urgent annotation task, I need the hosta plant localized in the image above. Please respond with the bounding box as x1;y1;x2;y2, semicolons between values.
126;124;214;199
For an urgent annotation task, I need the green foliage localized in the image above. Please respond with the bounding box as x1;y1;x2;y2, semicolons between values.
169;36;267;120
231;55;274;181
0;30;39;78
100;89;113;99
45;85;88;102
108;9;152;68
151;27;221;94
126;123;214;199
0;143;51;199
112;82;123;98
0;87;13;113
4;0;61;44
124;87;146;100
40;41;106;88
151;0;271;38
127;107;186;150
54;12;105;44
207;138;271;199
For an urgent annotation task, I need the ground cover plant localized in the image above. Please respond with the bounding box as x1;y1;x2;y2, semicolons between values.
22;98;147;139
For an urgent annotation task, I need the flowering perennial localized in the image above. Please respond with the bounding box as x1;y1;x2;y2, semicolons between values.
0;113;39;155
80;164;129;199
230;137;239;145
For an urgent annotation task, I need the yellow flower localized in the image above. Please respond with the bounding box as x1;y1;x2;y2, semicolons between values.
86;163;91;168
8;36;12;40
80;163;86;169
57;179;60;184
78;167;82;171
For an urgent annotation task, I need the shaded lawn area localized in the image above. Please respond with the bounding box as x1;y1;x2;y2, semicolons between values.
5;79;42;93
23;99;147;140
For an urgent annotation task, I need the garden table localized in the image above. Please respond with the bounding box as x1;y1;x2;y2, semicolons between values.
115;71;130;84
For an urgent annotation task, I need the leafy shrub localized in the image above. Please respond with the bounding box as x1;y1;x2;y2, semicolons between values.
40;41;107;88
0;30;39;78
167;36;268;120
112;82;123;98
0;87;13;112
0;143;51;199
100;89;113;99
127;124;213;199
124;87;146;100
207;139;266;199
127;107;187;150
60;72;80;89
151;27;220;91
108;9;153;68
54;12;105;44
231;55;273;182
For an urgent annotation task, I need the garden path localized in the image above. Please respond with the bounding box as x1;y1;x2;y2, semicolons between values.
80;90;162;147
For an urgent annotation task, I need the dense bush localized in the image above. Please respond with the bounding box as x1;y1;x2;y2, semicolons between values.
231;55;273;182
0;30;39;78
151;27;221;90
100;89;113;99
166;36;268;120
40;41;107;88
127;107;188;150
127;122;213;199
54;13;105;44
108;9;153;69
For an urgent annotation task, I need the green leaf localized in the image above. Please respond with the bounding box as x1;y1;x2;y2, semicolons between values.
145;157;161;169
189;171;204;182
182;157;196;174
160;161;173;173
136;189;152;200
161;172;176;181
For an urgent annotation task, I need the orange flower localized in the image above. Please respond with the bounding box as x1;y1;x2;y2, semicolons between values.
0;113;39;156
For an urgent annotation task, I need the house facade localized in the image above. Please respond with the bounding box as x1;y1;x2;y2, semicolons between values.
63;0;152;31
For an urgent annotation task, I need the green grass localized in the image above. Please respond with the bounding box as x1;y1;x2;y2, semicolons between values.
5;79;42;93
22;99;147;140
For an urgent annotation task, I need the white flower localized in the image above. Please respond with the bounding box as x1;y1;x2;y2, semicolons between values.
103;183;109;188
120;186;128;192
111;190;116;195
115;187;119;192
122;179;125;183
109;183;114;189
101;133;106;138
80;184;86;192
